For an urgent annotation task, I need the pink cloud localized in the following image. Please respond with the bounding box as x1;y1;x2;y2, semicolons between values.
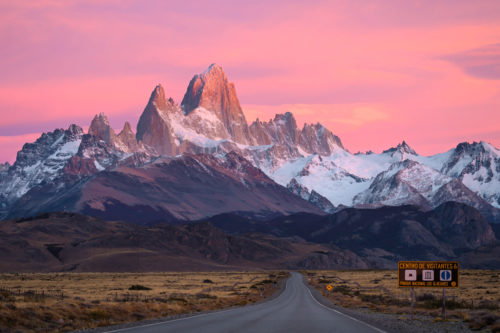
444;43;500;79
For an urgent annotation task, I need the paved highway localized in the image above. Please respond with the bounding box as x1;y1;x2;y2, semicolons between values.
105;272;386;333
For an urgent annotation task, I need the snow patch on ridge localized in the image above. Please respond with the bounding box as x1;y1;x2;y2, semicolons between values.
271;155;315;186
157;105;231;148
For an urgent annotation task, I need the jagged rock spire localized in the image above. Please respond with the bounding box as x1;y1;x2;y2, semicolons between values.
118;121;140;152
149;84;167;110
88;113;117;145
136;85;177;155
181;64;252;144
383;140;417;156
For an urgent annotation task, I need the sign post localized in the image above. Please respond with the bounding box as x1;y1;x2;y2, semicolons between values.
442;288;446;320
398;261;459;321
411;288;415;320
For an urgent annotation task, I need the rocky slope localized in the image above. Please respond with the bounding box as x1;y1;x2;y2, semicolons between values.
7;152;322;223
287;178;335;213
0;162;10;172
0;125;84;217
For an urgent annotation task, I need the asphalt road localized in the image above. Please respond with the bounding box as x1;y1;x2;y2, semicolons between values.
105;272;386;333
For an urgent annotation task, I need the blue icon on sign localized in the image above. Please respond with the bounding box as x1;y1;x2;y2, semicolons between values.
440;270;452;281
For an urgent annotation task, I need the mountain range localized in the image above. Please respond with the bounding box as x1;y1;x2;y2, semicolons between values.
1;63;499;224
205;202;498;268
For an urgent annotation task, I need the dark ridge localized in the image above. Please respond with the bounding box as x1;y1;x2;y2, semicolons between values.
81;199;180;226
45;244;64;261
15;212;89;223
490;223;500;239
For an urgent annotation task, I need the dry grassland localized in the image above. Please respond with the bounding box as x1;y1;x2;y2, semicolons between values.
305;269;500;332
0;271;288;332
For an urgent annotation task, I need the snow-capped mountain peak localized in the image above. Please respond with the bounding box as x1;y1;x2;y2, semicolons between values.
382;140;417;158
1;64;499;222
353;160;450;206
439;141;500;209
0;125;84;215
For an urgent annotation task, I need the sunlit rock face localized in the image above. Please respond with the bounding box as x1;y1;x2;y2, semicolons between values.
181;64;253;145
136;84;177;156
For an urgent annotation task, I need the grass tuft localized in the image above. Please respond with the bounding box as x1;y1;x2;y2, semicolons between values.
128;285;151;291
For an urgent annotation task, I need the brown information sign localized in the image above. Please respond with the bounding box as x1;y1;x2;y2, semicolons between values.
398;261;459;288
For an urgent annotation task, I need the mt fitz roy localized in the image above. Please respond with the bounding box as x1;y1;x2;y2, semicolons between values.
1;64;499;224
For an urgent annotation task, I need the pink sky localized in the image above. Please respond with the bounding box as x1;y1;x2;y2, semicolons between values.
1;0;500;163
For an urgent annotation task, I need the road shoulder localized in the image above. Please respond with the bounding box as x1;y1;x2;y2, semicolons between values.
78;273;289;333
302;274;474;333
